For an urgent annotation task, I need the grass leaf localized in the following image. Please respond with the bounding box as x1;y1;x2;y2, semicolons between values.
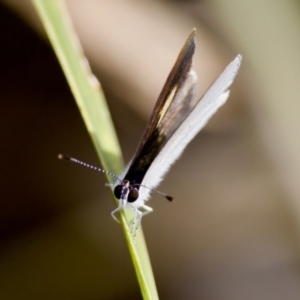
31;1;159;299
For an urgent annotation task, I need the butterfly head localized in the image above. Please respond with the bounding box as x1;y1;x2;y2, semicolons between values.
114;180;139;203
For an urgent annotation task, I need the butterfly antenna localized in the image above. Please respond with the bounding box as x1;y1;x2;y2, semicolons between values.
58;154;121;183
137;183;173;202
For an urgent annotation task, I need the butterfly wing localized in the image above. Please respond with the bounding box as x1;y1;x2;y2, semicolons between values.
124;30;198;185
137;54;242;205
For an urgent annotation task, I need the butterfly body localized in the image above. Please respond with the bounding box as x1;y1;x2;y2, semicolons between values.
111;29;242;237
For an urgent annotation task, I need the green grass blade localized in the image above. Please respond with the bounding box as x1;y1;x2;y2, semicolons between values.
31;1;158;299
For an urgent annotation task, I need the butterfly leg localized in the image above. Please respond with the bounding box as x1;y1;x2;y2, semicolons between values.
129;205;141;232
111;200;126;223
105;183;114;187
129;205;142;243
141;205;153;216
128;205;153;243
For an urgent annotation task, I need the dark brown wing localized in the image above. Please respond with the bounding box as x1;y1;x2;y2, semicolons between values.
124;30;198;184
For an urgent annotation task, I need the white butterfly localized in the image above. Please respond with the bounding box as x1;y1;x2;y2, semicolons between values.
60;29;242;239
111;29;242;236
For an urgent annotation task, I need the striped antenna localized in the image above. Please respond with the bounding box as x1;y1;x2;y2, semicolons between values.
58;154;121;183
58;154;173;201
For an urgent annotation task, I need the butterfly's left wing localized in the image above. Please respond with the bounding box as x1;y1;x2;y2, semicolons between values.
137;54;242;204
124;30;198;185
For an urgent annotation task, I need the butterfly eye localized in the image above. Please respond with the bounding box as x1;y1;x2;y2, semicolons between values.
114;185;123;199
128;188;139;203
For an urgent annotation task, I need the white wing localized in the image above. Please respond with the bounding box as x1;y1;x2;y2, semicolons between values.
135;54;242;207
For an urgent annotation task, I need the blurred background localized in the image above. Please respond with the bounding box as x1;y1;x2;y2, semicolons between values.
1;0;300;299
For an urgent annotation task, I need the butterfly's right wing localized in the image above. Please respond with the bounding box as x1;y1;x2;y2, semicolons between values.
124;30;198;184
138;54;242;203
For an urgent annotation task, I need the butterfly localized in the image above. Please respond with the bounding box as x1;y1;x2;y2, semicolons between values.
60;29;242;239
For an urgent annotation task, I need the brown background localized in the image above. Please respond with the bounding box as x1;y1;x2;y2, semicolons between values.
1;0;300;299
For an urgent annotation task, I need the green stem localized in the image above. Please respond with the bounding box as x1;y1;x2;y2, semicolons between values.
31;1;158;299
